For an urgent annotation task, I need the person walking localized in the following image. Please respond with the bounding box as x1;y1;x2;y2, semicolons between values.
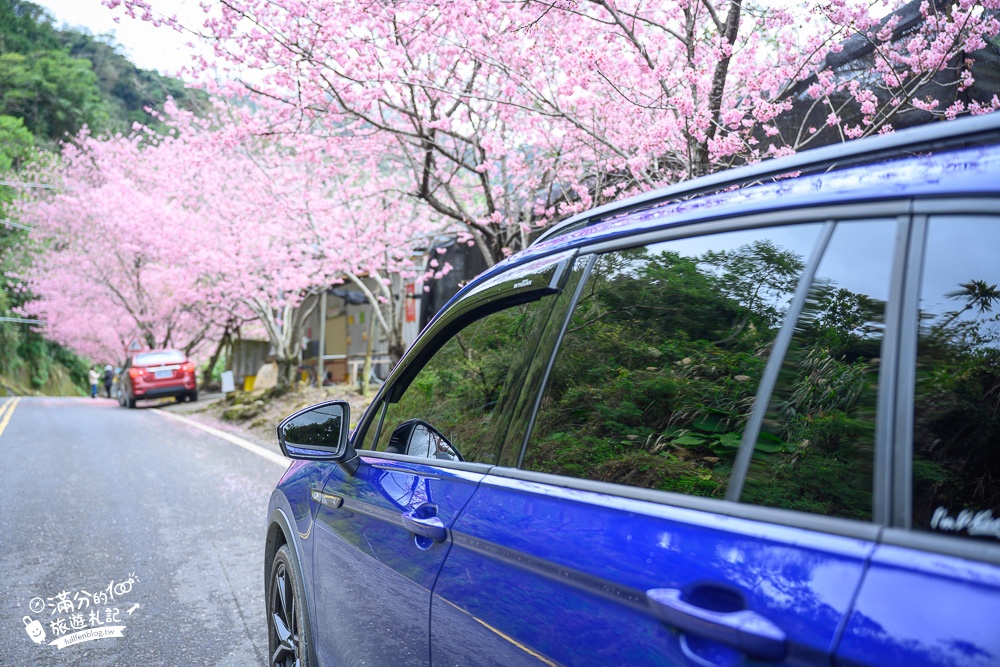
103;365;114;399
88;366;99;398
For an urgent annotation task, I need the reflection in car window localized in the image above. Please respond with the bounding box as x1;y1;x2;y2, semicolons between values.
377;298;554;464
134;350;185;365
914;217;1000;541
742;220;896;520
522;224;821;497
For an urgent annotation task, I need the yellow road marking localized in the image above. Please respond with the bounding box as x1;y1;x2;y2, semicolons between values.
0;397;20;439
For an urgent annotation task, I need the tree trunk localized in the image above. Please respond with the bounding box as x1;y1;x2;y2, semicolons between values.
201;327;230;390
277;357;298;389
360;312;376;396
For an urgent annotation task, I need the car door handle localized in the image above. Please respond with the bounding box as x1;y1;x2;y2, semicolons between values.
646;588;786;661
401;511;447;543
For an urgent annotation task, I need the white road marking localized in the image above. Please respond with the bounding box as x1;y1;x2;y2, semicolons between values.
156;409;289;469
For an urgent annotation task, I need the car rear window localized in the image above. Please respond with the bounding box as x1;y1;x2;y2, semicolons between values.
134;350;185;366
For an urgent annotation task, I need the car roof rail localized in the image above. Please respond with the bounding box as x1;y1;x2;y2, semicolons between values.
533;112;1000;246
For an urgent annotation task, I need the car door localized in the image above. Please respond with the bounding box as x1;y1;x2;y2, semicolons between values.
835;213;1000;666
431;217;901;666
309;252;577;666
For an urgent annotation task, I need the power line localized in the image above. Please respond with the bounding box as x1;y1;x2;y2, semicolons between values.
0;181;58;189
0;317;45;325
0;219;31;231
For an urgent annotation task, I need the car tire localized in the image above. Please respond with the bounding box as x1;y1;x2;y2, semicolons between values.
127;396;136;409
267;545;311;667
190;391;198;402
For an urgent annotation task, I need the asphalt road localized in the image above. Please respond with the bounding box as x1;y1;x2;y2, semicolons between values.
0;396;289;666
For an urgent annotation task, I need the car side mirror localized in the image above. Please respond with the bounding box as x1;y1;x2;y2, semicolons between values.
277;400;359;474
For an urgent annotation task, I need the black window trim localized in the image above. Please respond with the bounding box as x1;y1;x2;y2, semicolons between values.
726;220;836;501
514;253;597;468
892;213;927;529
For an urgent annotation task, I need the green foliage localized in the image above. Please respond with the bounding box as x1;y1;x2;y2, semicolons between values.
743;410;874;520
202;352;228;384
0;1;61;54
523;243;792;497
17;330;49;387
0;50;110;139
55;29;208;134
0;114;33;171
0;0;206;144
701;239;804;327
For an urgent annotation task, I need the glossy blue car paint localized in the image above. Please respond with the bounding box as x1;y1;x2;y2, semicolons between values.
267;115;1000;667
309;454;485;666
836;543;1000;666
268;459;334;650
430;474;875;667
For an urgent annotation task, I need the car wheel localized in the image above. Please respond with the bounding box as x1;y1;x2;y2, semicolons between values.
268;545;310;667
127;396;136;409
190;391;198;402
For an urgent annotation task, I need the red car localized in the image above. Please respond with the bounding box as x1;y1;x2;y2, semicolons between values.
118;349;198;408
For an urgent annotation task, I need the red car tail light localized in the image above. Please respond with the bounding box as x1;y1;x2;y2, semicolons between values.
128;368;145;379
180;362;196;374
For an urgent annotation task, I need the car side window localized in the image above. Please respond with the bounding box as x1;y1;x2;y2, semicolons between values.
913;216;1000;542
375;296;556;464
354;401;384;451
741;220;897;520
521;224;822;498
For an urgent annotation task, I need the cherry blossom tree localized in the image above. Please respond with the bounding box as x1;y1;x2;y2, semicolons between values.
20;128;227;362
104;0;1000;264
20;102;450;380
20;0;999;378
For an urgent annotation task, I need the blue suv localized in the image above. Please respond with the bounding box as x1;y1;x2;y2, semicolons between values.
265;113;1000;667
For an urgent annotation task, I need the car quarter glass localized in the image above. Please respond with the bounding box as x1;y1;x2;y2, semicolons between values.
911;216;1000;541
374;296;554;464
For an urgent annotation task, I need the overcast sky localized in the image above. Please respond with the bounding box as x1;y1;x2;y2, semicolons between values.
36;0;207;76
